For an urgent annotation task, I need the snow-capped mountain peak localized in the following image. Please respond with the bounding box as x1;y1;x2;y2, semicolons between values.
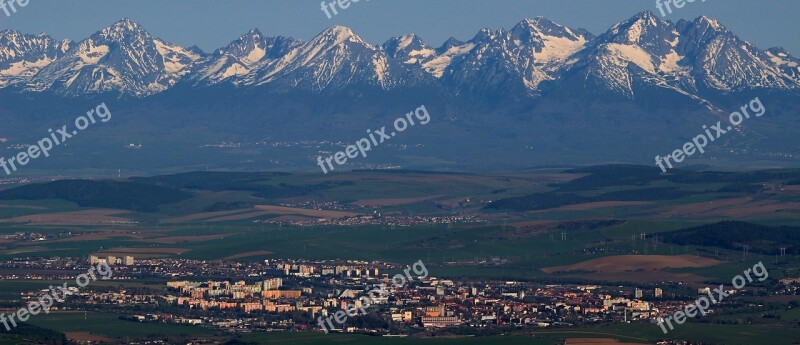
695;15;726;32
191;28;302;85
222;29;269;64
600;11;674;48
436;37;466;55
314;25;368;47
0;14;797;100
96;18;152;43
0;30;72;88
24;19;202;96
508;17;592;64
383;34;436;65
513;17;591;42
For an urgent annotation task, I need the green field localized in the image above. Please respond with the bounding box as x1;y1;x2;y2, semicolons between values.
26;312;214;338
240;333;554;345
233;322;800;345
1;166;800;344
0;334;35;345
2;166;800;279
538;322;800;345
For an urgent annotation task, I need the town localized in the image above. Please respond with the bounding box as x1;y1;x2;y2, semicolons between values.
0;256;792;340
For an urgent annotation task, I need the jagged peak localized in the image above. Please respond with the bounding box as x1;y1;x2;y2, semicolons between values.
515;18;545;32
242;28;263;39
323;25;356;38
767;46;790;56
3;13;797;98
311;25;368;47
436;37;465;54
600;10;674;45
385;33;425;49
472;28;496;43
518;16;560;29
635;10;658;19
187;45;206;56
694;15;727;32
442;37;464;46
108;18;144;32
381;33;433;60
0;29;21;38
0;30;68;56
766;47;799;64
511;16;590;42
222;29;266;51
623;10;667;28
0;30;60;43
96;18;151;42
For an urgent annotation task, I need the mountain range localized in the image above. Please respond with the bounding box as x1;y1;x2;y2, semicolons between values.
0;11;798;173
1;11;798;101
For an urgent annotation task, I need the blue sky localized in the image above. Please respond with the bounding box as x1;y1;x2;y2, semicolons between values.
1;0;798;55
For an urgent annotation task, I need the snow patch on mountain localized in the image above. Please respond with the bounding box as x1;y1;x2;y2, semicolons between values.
606;43;656;73
0;13;797;100
422;43;475;78
0;30;72;88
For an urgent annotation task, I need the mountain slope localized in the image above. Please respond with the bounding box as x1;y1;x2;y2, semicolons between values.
557;12;800;100
25;19;201;96
245;26;430;90
191;29;301;86
431;18;593;96
0;30;72;88
0;13;796;102
677;16;800;94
